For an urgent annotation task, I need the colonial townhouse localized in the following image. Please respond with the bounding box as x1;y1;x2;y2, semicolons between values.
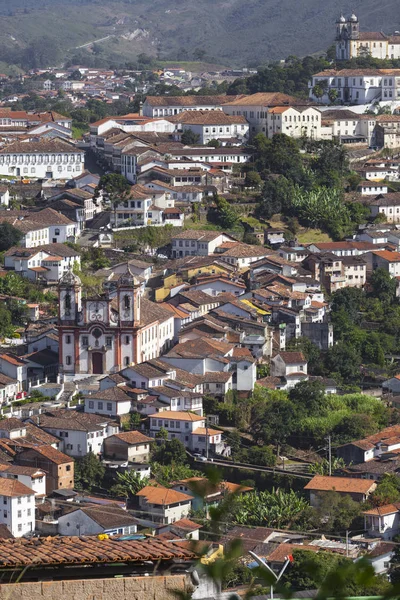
309;69;385;104
161;338;256;392
266;106;322;140
0;140;84;179
370;250;400;276
217;243;271;269
0;356;28;391
29;409;119;458
84;386;132;418
168;147;251;169
357;181;388;195
222;92;311;136
0;464;46;497
0;373;20;405
148;411;226;456
135;485;192;525
0;208;78;248
48;188;103;225
142;95;238;118
168;110;249;144
171;230;237;258
110;184;182;228
306;240;379;256
145;180;203;205
58;268;174;380
303;253;347;294
57;505;138;537
4;243;80;284
103;430;153;463
89;114;175;146
150;385;203;415
15;445;74;495
0;478;35;537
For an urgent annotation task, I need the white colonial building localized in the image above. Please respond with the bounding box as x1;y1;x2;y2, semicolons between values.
0;140;84;180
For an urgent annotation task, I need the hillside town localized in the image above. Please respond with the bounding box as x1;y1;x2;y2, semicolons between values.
2;13;400;600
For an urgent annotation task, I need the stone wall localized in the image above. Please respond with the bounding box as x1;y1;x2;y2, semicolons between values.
0;574;192;600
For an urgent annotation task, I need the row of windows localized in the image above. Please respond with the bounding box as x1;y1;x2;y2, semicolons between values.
0;154;81;164
88;400;114;411
152;419;192;429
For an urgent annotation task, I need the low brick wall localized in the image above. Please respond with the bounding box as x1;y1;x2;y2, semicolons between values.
0;574;192;600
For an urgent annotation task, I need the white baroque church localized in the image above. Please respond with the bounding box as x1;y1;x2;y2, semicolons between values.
336;14;400;61
58;269;174;380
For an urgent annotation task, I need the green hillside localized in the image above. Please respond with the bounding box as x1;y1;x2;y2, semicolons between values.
0;0;398;66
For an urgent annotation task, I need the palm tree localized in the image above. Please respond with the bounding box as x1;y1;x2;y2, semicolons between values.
110;470;150;498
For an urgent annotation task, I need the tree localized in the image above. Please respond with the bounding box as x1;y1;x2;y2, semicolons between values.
0;306;14;339
370;267;397;305
244;171;262;188
370;474;400;507
207;139;220;148
309;457;346;475
181;129;200;145
95;173;130;222
312;84;324;101
151;462;199;486
324;342;361;382
151;438;187;465
312;490;361;532
250;390;299;446
74;452;105;491
333;413;378;444
257;175;296;219
213;195;239;229
289;380;326;416
0;223;23;251
328;88;339;104
110;470;149;498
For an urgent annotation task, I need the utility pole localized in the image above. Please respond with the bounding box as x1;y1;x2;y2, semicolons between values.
346;530;349;557
326;435;332;475
205;416;209;460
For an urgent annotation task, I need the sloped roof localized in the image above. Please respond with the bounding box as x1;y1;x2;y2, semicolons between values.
304;475;376;494
137;485;192;505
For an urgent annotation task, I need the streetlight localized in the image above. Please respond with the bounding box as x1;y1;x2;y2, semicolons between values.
248;551;293;600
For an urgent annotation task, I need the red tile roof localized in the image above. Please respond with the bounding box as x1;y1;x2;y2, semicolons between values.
304;475;376;494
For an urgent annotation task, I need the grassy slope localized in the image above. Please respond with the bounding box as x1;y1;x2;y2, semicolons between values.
0;0;399;66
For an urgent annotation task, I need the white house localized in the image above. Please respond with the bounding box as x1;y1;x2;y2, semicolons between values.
218;243;270;269
142;95;234;118
0;478;35;537
84;387;132;418
309;69;386;104
171;231;237;258
103;430;153;462
271;351;308;377
4;243;80;283
148;411;225;455
0;356;28;390
29;409;118;458
266;106;322;140
0;373;20;404
0;140;84;180
371;250;400;276
222;92;311;136
0;463;46;497
368;194;400;223
57;505;138;536
136;485;192;524
364;504;400;540
169;110;249;144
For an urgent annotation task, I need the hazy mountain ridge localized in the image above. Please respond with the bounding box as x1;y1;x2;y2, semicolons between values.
0;0;399;66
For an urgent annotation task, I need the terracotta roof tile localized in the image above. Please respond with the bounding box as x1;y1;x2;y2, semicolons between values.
137;485;192;505
304;475;376;494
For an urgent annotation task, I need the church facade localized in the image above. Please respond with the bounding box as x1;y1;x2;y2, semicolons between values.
336;14;400;61
58;269;174;380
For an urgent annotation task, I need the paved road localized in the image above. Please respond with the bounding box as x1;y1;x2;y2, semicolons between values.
193;456;313;480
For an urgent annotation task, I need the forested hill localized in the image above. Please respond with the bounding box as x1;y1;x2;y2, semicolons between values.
0;0;399;68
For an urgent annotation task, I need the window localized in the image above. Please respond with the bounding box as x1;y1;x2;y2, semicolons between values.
18;524;22;532
88;400;94;408
66;356;71;366
124;357;130;366
98;402;103;410
107;402;112;411
17;510;21;518
82;336;89;347
66;465;71;472
125;336;129;345
2;511;6;518
105;336;112;348
66;335;71;344
55;228;60;236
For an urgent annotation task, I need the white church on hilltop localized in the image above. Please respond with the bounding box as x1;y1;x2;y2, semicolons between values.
336;14;400;61
57;269;174;380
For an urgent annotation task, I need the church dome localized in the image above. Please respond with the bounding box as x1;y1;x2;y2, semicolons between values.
350;13;358;22
59;269;81;287
337;14;346;23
